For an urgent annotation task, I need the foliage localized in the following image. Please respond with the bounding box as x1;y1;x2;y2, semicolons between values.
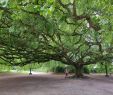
0;0;113;77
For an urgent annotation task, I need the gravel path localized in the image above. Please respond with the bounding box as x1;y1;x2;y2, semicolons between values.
0;73;113;95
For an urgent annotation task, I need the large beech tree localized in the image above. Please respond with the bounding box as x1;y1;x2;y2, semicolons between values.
0;0;113;77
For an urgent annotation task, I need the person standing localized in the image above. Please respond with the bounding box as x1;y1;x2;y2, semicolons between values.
65;65;69;78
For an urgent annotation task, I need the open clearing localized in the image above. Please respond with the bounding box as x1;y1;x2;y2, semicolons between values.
0;73;113;95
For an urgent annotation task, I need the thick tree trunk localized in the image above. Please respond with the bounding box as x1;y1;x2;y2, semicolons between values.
74;65;84;78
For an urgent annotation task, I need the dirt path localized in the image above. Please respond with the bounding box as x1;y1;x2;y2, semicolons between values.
0;73;113;95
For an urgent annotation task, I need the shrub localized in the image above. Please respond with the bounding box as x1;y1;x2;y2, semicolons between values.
51;66;65;73
83;66;90;74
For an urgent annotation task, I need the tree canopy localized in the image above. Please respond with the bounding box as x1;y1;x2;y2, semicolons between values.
0;0;113;77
